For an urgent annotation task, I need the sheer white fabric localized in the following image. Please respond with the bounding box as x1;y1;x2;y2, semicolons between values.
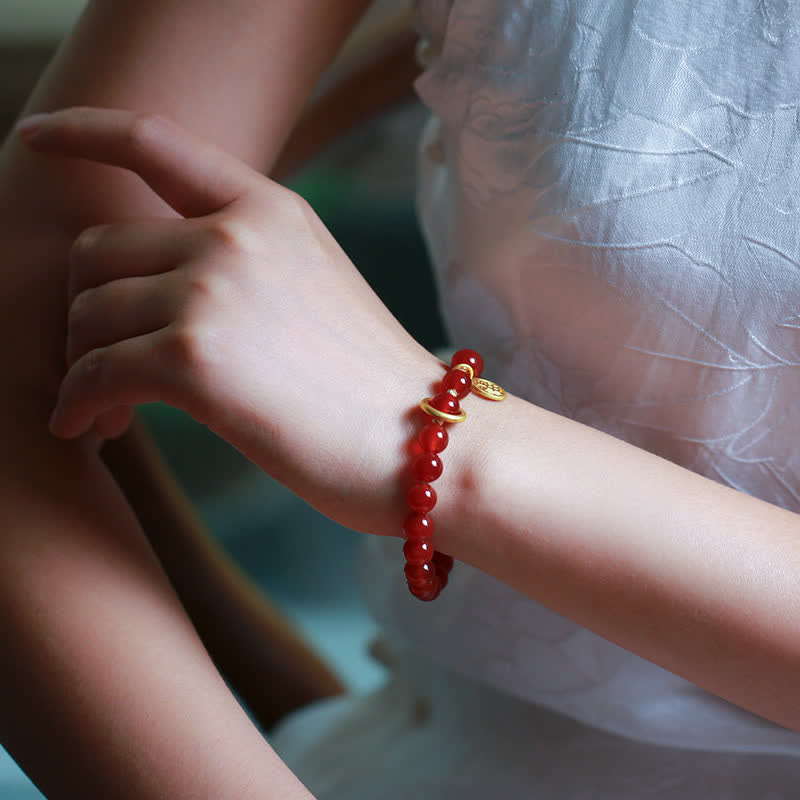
272;1;800;793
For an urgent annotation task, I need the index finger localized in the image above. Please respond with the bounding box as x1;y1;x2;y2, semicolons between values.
17;107;259;218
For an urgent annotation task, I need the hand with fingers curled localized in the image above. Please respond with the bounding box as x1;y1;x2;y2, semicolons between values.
18;107;438;534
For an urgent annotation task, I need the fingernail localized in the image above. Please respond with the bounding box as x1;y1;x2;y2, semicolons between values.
16;112;50;142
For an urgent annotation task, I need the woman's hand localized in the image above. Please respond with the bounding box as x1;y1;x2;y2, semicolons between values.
18;107;438;533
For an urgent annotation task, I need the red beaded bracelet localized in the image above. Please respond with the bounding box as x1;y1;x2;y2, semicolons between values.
403;349;506;601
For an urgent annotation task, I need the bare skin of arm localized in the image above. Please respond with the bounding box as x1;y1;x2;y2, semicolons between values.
436;392;800;733
0;0;369;796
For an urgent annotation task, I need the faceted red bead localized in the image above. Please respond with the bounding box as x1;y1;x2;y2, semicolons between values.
441;368;472;399
410;581;441;602
406;482;437;513
403;512;434;540
403;538;434;565
433;551;454;575
404;561;435;587
413;452;443;482
418;422;448;453
451;349;484;378
429;392;461;416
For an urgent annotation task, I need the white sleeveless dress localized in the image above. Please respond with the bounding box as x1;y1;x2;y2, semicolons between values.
272;1;800;795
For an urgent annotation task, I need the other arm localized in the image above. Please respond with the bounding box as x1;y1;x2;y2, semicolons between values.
0;0;369;796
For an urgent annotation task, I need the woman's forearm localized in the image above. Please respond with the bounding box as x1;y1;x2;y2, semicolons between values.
102;418;346;730
0;420;314;799
436;392;800;731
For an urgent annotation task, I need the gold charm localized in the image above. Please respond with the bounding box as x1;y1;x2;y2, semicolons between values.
451;363;475;380
419;397;467;423
471;377;506;401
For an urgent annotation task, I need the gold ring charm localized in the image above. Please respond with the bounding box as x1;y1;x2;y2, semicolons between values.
451;363;475;380
420;397;467;423
471;377;506;401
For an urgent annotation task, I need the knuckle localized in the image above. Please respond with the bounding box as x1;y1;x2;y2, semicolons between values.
66;290;102;364
71;225;103;259
276;190;327;245
158;323;217;379
68;288;95;332
175;269;230;319
282;189;314;225
77;346;111;391
185;271;222;303
203;216;259;254
68;229;103;298
125;112;169;157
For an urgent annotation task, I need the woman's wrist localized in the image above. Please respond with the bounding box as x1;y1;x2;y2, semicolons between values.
356;344;448;535
242;340;443;538
429;389;526;565
386;354;523;569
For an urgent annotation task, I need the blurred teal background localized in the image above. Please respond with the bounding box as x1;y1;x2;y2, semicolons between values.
1;4;444;796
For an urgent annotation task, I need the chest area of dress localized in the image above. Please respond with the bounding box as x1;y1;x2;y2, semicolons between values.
434;142;800;472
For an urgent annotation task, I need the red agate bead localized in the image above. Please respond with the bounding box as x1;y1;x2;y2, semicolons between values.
451;349;483;378
418;422;448;453
441;368;472;399
433;551;454;575
404;561;436;587
409;581;441;602
428;391;461;416
413;452;443;482
406;482;437;513
403;538;434;565
403;512;434;541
